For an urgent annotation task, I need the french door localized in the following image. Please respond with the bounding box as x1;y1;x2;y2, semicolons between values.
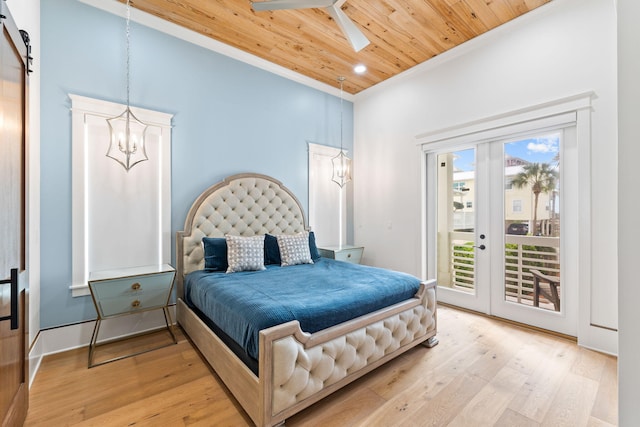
426;127;578;336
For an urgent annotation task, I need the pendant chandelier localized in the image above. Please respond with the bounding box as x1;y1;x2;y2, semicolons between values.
106;0;148;172
331;77;352;188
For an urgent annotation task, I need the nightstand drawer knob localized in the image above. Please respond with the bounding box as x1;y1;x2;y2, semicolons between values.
131;300;141;308
131;282;141;291
347;253;352;258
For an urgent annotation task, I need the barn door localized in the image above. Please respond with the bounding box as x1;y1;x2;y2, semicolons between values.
0;4;29;426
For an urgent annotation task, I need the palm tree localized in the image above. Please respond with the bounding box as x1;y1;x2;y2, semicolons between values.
511;162;558;235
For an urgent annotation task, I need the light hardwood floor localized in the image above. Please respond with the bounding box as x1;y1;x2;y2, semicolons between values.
24;306;617;426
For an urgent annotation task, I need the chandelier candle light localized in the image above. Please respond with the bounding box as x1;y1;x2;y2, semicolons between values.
106;0;149;172
331;77;352;188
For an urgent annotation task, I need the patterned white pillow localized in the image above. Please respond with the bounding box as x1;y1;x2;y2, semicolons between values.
276;232;314;267
225;235;266;273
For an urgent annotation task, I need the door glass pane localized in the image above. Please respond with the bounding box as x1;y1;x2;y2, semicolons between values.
504;134;561;311
437;149;476;294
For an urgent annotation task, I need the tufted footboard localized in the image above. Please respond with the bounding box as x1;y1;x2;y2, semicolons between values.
257;281;437;426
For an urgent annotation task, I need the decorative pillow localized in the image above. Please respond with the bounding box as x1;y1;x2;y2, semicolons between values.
265;231;320;265
264;234;281;265
225;235;266;273
202;237;228;271
308;231;321;261
276;231;314;267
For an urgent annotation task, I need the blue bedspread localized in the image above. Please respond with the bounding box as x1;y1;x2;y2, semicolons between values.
184;258;421;360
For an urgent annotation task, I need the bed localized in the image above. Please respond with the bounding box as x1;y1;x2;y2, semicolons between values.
176;173;438;426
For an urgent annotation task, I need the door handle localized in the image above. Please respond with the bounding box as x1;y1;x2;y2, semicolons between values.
474;244;486;250
0;268;19;330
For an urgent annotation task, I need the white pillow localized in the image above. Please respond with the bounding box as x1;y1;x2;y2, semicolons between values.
225;235;266;273
276;232;314;267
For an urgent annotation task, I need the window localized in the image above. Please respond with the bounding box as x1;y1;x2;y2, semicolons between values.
505;179;513;190
512;199;522;213
453;182;466;191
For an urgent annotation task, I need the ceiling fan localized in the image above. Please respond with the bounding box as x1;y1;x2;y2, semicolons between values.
250;0;370;52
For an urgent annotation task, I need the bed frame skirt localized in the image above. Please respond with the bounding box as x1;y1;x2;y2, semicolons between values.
177;280;436;427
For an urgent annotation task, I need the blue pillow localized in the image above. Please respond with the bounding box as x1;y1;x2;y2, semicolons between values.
264;234;281;265
308;231;321;261
265;231;320;264
202;237;228;271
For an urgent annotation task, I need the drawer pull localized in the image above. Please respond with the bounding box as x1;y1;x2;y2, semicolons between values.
131;282;141;291
131;300;141;308
347;253;352;258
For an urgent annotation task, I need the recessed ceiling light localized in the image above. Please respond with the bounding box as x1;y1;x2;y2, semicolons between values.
354;64;367;74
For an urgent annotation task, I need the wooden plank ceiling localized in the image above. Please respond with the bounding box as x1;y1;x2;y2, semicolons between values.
128;0;551;94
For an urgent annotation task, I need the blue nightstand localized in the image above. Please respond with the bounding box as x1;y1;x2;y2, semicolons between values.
87;264;177;367
318;245;364;264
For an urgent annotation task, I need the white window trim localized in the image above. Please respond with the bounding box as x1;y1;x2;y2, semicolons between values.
416;92;592;149
307;142;348;247
69;95;173;297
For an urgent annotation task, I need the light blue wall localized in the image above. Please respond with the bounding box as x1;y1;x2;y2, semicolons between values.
40;0;354;328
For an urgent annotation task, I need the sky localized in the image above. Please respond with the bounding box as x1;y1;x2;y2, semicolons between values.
453;132;561;172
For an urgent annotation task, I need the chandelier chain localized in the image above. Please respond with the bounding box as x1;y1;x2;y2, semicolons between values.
338;76;345;151
125;0;131;108
105;0;149;172
331;76;351;188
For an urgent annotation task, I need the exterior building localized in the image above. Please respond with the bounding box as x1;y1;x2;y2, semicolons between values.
452;155;557;236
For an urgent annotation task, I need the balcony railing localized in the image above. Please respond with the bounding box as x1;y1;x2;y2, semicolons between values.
450;232;476;291
449;232;560;307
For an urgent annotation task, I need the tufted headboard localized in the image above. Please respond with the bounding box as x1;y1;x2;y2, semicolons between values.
175;173;307;298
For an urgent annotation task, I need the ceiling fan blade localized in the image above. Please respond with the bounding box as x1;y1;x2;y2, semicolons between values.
325;5;370;52
251;0;335;11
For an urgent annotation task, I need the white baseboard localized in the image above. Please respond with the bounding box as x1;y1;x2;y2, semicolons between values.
28;305;176;385
578;323;618;356
29;333;43;388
